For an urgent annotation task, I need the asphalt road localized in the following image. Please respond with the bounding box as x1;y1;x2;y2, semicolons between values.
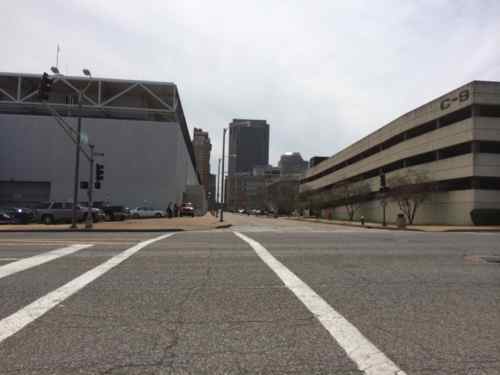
0;213;499;374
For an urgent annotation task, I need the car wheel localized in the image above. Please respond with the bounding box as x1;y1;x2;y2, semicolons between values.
155;213;162;218
42;215;54;225
133;214;140;219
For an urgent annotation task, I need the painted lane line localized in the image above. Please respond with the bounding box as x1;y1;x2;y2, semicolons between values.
233;231;406;375
0;244;93;281
0;233;174;344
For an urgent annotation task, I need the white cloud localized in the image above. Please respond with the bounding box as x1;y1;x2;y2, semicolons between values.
1;0;499;170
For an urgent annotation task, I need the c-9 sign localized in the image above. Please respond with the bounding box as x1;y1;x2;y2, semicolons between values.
440;89;470;110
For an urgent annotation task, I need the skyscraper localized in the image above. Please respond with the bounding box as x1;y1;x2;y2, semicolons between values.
228;119;269;175
279;152;308;176
192;128;212;198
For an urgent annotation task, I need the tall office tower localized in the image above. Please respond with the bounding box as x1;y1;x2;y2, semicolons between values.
192;128;212;197
228;119;269;175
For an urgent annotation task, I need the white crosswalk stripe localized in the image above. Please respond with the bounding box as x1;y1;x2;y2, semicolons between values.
0;244;93;281
234;231;407;375
0;233;174;344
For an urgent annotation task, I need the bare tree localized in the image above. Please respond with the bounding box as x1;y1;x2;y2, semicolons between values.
268;179;299;215
387;169;433;224
334;180;371;221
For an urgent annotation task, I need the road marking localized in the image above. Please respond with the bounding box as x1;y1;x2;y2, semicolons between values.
0;244;93;281
0;233;174;344
234;231;406;375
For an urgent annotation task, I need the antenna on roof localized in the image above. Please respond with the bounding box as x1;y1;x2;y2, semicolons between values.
56;44;61;69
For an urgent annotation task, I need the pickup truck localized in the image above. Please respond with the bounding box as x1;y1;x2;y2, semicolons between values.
35;202;101;224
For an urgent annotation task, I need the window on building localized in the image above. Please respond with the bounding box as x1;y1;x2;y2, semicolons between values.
479;177;500;190
478;141;500;154
406;120;436;140
478;104;500;118
405;151;436;167
439;142;472;159
439;106;472;128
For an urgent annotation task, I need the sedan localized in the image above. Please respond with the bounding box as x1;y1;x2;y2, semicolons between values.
130;207;166;218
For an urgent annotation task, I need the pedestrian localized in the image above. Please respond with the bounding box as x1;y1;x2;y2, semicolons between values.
167;202;173;218
173;203;179;217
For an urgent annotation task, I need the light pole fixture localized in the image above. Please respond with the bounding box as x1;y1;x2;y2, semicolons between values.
70;69;93;228
50;66;60;75
220;128;227;222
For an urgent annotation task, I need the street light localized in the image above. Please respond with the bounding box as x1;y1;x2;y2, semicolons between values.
70;68;93;228
220;128;227;222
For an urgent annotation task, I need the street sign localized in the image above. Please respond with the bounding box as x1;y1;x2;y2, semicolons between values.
80;181;89;189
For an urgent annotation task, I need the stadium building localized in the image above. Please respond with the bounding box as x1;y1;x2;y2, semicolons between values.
0;72;206;212
300;81;500;225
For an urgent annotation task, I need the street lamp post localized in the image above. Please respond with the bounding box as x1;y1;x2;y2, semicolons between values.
216;157;221;217
220;128;227;222
66;68;92;229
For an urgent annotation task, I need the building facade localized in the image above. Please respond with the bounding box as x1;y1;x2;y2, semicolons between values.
228;119;269;174
0;72;206;212
192;127;212;199
300;81;500;225
279;152;308;176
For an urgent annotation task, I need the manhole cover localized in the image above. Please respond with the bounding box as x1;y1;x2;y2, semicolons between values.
481;256;500;264
464;255;500;264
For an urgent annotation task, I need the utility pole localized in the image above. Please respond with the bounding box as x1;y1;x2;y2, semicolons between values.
220;128;227;222
216;157;221;217
70;91;83;229
85;145;95;229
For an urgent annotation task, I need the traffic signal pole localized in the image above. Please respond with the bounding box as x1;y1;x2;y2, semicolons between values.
85;145;95;229
71;91;83;229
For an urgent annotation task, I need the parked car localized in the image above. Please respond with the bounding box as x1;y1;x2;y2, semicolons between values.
35;202;82;224
79;205;106;222
180;202;195;217
102;205;130;221
0;211;15;224
129;207;166;218
2;207;35;224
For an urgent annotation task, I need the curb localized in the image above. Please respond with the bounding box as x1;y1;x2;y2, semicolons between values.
0;223;233;233
285;217;500;233
0;228;186;233
215;224;232;229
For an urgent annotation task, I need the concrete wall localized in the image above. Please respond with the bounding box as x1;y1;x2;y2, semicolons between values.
323;190;476;225
0;113;199;210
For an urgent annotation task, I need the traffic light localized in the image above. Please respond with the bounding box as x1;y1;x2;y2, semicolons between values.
94;182;101;190
95;163;104;181
38;72;53;101
380;174;386;189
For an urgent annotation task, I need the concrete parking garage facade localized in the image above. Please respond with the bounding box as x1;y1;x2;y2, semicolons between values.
300;81;500;225
0;72;206;212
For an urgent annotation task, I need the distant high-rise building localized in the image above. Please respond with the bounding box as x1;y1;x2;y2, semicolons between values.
228;119;269;175
279;152;308;176
192;128;212;198
309;156;328;168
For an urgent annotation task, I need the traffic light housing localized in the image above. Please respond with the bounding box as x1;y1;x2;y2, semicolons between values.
95;163;104;181
38;72;53;101
380;173;386;188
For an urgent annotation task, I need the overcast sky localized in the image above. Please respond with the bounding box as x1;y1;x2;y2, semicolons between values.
2;0;500;172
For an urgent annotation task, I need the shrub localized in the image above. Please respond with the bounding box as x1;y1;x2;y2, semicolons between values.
470;209;500;225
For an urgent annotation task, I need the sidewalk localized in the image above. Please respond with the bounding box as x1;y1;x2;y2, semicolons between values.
0;214;232;232
286;216;500;232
